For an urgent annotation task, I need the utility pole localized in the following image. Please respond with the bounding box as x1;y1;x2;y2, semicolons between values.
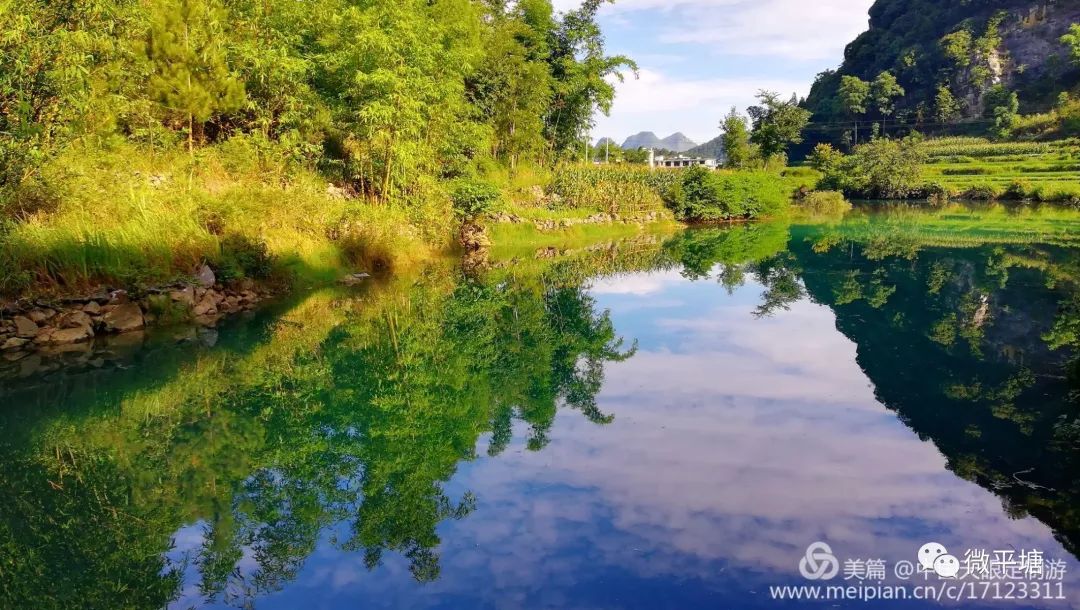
605;139;609;164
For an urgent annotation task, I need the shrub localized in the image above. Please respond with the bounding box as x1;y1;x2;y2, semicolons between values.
216;233;275;281
450;178;502;220
941;167;992;175
795;190;851;216
664;166;791;221
960;184;1001;201
781;166;818;179
818;137;926;199
1003;180;1031;200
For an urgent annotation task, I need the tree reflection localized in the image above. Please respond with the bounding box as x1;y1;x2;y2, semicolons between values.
0;249;645;608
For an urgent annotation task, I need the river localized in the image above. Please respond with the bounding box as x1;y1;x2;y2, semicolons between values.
2;203;1079;609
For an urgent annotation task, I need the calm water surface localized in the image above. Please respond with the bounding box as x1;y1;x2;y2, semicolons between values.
2;205;1080;609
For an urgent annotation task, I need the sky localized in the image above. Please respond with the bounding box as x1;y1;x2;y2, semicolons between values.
550;0;877;146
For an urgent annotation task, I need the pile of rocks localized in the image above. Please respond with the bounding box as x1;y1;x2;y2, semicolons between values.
0;265;271;365
490;207;665;231
162;284;265;325
0;292;142;352
530;210;663;231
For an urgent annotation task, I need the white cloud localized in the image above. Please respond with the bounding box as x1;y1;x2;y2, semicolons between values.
593;67;807;142
553;0;876;142
557;0;873;60
589;269;685;296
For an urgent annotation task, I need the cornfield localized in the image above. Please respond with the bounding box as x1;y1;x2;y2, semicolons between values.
547;166;679;215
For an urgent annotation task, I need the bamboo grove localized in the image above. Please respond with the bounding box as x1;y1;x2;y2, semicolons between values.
0;0;635;206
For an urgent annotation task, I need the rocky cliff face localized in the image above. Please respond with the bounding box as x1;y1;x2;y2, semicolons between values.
999;2;1080;99
804;0;1080;123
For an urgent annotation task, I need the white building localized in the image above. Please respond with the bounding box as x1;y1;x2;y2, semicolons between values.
647;149;717;169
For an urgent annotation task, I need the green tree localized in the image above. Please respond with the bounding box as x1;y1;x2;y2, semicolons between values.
1062;24;1080;66
746;90;811;161
822;137;926;199
934;84;961;123
719;106;753;168
145;0;246;153
940;29;973;68
472;0;553;169
544;0;636;160
838;76;870;116
871;71;905;117
985;85;1019;138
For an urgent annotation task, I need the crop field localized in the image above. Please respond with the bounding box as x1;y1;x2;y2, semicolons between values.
919;137;1080;202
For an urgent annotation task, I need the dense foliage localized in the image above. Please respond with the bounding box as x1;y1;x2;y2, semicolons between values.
664;166;792;222
0;0;632;206
811;138;927;199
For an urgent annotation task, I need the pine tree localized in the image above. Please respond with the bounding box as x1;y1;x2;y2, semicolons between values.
145;0;245;154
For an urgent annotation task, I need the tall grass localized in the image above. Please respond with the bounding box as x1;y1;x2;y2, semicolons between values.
0;138;450;296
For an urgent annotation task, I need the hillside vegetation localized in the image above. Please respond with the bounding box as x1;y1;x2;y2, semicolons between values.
0;0;631;296
802;0;1080;151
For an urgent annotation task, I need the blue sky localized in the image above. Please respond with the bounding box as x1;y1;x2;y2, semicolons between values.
552;0;876;145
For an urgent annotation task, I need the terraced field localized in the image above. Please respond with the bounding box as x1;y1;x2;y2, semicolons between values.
920;137;1080;202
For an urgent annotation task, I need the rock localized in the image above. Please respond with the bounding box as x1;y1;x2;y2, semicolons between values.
173;327;198;343
88;289;111;304
170;286;195;306
339;273;371;287
105;330;145;351
196;264;216;288
46;326;93;344
3;350;29;362
28;308;56;323
198;328;219;347
101;303;144;332
83;301;103;315
40;341;91;356
1;337;29;351
193;295;217;317
193;314;220;327
13;316;39;338
59;311;93;330
458;222;491;251
326;184;348;199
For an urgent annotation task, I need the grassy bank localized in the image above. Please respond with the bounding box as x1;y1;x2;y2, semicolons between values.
0;140;452;297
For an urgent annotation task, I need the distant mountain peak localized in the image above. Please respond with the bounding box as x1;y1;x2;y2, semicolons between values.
659;132;698;153
620;131;699;153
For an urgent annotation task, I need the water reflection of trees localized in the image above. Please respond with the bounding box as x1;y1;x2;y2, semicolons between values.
665;212;1080;557
0;255;640;608
4;210;1080;608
